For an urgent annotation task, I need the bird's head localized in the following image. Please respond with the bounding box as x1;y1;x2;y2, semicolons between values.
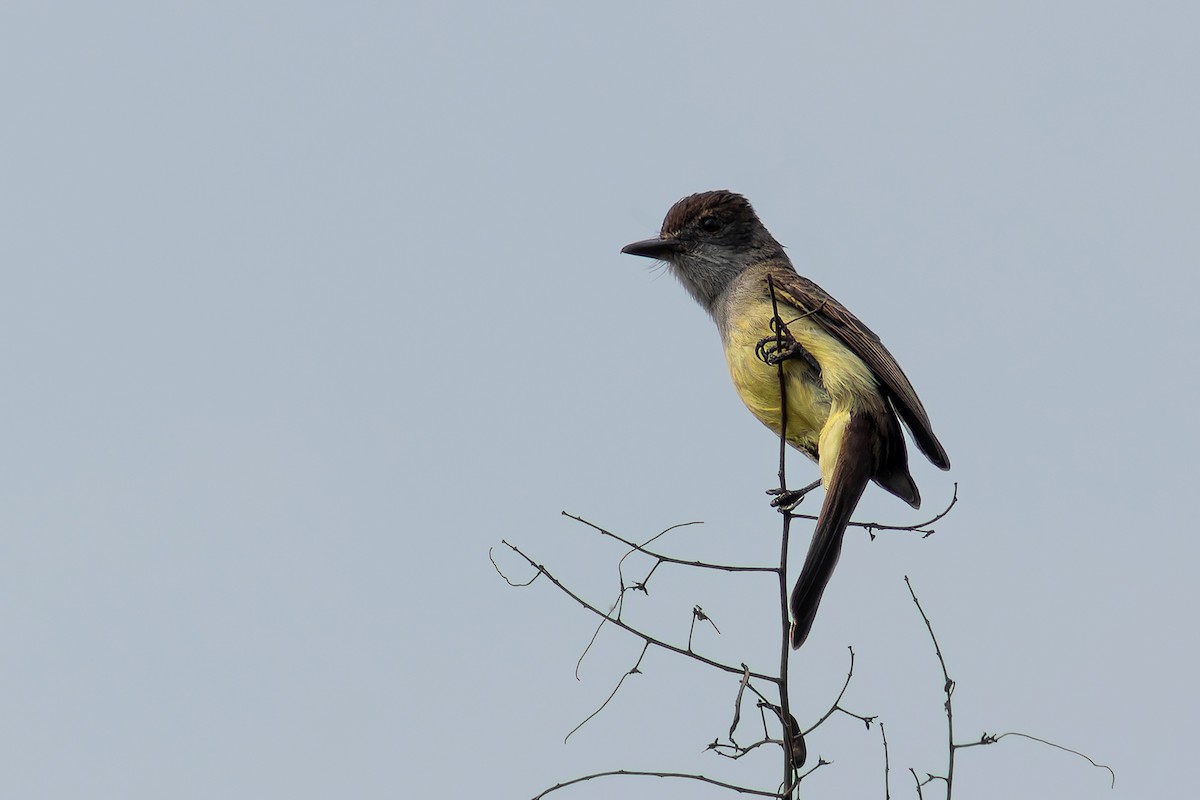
621;190;786;311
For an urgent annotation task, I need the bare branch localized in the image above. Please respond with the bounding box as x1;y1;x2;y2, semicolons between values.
976;731;1115;788
563;512;777;573
705;667;791;765
764;277;791;495
728;664;751;742
759;701;806;773
905;575;955;798
571;516;759;680
803;647;875;734
531;769;785;799
499;540;778;683
575;557;645;680
765;275;801;796
575;601;617;681
908;768;924;800
564;642;650;743
790;483;959;538
708;736;781;762
489;546;539;586
796;757;831;782
881;723;891;800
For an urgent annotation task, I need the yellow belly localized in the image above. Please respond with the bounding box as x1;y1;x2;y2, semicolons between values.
721;293;880;483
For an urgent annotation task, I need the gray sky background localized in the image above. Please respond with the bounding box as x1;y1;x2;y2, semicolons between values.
3;2;1196;798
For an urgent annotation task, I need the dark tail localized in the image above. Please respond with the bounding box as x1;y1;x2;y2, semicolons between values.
789;415;876;649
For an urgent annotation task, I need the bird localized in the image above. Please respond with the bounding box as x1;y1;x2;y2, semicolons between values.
621;190;950;648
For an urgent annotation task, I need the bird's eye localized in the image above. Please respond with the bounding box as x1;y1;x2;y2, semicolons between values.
699;215;722;233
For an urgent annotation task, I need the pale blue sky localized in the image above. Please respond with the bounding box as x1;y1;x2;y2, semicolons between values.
2;2;1196;798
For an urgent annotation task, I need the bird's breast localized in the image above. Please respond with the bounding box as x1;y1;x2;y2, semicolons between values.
719;292;881;460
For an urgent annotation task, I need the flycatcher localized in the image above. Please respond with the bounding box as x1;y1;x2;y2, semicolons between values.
621;190;950;648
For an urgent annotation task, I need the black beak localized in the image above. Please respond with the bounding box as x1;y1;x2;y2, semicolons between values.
620;237;681;259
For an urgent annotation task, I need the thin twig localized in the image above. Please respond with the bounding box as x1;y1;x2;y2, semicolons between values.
571;516;761;678
574;543;658;680
976;731;1115;787
499;540;778;682
489;547;539;586
909;768;924;800
729;664;751;741
905;575;955;798
796;757;830;782
688;606;721;651
531;769;784;799
803;647;874;734
881;723;891;800
789;483;959;538
765;278;791;500
766;275;799;795
707;676;789;762
564;642;650;742
575;588;628;680
562;512;777;573
709;736;782;761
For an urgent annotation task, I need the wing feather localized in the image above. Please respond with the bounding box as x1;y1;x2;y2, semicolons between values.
769;270;950;470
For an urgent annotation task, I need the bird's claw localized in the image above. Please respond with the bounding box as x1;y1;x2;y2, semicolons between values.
755;333;798;366
754;316;800;365
769;490;808;512
766;479;822;512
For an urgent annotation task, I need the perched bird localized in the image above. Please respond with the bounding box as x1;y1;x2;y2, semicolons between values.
622;191;950;648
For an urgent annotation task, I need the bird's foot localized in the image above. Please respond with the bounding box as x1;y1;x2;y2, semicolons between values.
767;479;822;512
755;324;800;366
755;318;820;373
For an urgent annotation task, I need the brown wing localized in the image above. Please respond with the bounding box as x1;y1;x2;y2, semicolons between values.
769;269;951;470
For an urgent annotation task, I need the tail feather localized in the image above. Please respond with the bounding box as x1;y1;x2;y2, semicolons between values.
789;414;877;649
871;399;921;509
